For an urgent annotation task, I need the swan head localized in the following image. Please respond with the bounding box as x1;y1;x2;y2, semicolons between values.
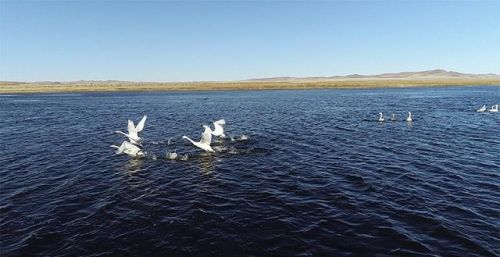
182;135;188;140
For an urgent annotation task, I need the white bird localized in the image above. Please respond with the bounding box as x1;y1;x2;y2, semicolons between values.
391;113;396;121
378;112;385;122
488;104;498;112
477;105;486;112
182;125;215;152
406;112;412;122
210;119;226;138
111;141;145;158
166;151;178;160
115;115;147;145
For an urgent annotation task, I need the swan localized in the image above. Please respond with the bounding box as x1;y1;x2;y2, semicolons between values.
210;119;226;138
182;125;215;152
391;113;396;121
406;112;412;122
166;150;178;160
477;105;486;112
378;112;385;122
115;115;147;145
488;104;498;113
111;141;145;158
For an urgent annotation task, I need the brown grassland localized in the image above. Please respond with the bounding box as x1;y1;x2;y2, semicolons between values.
1;78;499;94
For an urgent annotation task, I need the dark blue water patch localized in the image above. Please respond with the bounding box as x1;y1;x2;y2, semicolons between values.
1;86;499;256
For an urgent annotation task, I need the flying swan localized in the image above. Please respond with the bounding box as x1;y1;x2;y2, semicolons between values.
182;125;215;152
115;115;147;145
488;104;498;113
210;119;226;138
111;141;145;158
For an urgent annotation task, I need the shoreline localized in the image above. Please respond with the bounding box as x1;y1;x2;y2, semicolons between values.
1;79;499;94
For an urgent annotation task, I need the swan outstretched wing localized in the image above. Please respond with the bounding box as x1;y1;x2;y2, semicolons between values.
127;119;135;133
135;115;147;132
212;119;225;136
112;141;130;154
200;127;212;145
214;119;225;125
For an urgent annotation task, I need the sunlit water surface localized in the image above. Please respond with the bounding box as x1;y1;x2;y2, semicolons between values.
1;86;499;256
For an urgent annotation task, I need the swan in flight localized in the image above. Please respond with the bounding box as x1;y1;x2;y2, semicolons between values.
182;125;215;152
488;104;498;112
406;112;412;122
477;105;486;112
111;141;145;158
210;119;226;138
391;113;396;121
115;115;147;145
378;112;385;122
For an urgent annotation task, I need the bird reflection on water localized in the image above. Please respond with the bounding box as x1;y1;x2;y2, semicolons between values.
197;153;216;174
126;158;144;173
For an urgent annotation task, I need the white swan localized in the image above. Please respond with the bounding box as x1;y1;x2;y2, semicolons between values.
111;141;145;158
115;115;147;145
488;104;498;113
166;151;178;160
477;105;486;112
182;125;215;152
210;119;226;138
378;112;385;122
406;112;412;122
391;113;396;121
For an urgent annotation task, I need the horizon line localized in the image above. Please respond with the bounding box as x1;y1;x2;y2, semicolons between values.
2;69;500;84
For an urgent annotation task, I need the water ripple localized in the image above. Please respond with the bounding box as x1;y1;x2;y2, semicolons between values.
1;87;499;256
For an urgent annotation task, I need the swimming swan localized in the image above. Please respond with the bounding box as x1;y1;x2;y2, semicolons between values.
111;141;145;158
406;112;412;122
477;105;486;112
378;112;385;122
166;150;178;160
391;113;396;121
211;119;226;138
182;125;215;152
115;115;147;145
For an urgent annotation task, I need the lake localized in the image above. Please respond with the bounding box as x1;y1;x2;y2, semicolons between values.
1;86;499;256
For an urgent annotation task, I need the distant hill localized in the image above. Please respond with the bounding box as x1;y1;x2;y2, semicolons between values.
1;70;499;85
244;69;500;82
1;69;499;94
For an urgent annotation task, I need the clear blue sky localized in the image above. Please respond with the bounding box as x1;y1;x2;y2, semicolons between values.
0;0;499;82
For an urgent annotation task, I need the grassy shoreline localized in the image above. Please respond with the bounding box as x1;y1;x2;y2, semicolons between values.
1;79;499;94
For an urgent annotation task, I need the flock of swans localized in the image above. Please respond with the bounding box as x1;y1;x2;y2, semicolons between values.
111;116;229;158
111;104;497;159
378;112;412;122
477;104;498;113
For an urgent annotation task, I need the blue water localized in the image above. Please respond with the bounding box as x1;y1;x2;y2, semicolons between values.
1;86;499;256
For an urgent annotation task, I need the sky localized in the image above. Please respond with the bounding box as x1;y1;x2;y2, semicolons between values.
0;0;499;82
